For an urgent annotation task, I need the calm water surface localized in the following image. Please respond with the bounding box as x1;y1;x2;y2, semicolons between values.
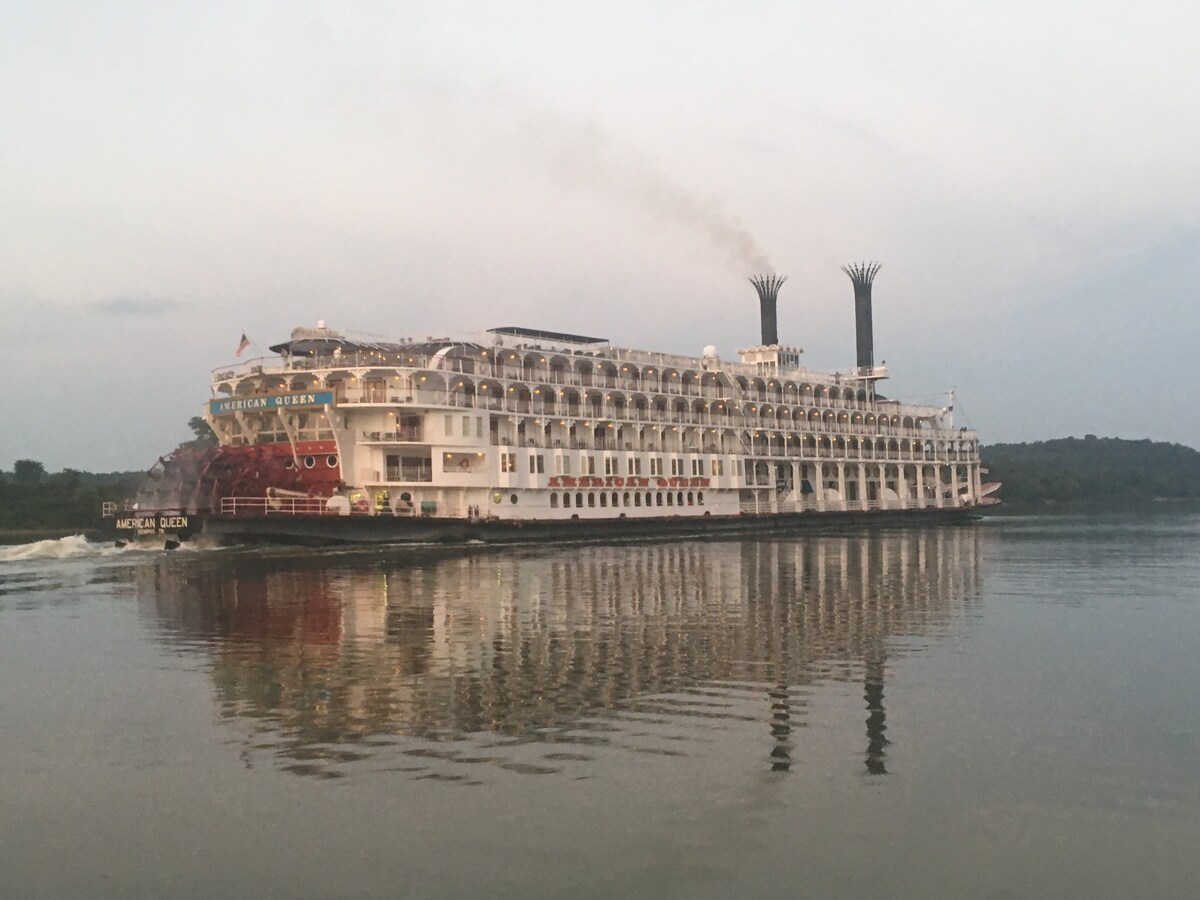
1;515;1198;899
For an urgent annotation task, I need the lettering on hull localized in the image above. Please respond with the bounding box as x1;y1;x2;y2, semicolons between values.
547;476;710;489
114;515;191;533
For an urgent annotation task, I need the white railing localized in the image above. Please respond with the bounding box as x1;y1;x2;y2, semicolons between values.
212;355;979;458
220;497;350;516
361;427;424;443
212;356;956;425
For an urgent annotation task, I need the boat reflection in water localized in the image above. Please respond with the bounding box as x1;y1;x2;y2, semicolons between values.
141;529;983;780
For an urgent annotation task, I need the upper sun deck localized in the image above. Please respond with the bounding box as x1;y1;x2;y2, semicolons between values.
209;342;957;438
214;326;886;395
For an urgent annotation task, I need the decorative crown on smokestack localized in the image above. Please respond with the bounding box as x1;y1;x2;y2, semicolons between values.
749;274;787;346
841;261;881;371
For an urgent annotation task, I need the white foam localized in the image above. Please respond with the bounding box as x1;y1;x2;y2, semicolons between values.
0;534;114;562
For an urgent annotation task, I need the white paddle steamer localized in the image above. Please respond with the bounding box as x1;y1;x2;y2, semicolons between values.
108;266;994;545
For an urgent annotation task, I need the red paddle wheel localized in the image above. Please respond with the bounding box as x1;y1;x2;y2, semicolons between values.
136;445;334;513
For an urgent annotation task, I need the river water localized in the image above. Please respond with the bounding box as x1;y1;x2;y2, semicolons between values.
1;515;1198;899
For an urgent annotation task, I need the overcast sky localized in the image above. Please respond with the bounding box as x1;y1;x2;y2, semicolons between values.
3;1;1198;471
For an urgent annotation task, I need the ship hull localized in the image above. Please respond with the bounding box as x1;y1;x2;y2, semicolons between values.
161;507;978;547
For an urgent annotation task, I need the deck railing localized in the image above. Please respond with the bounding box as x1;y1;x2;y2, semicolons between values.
220;497;345;516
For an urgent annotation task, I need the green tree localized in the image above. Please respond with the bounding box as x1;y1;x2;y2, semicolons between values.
982;437;1200;506
13;459;46;484
179;416;218;450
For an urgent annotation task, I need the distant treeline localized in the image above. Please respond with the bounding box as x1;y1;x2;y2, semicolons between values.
982;436;1200;507
0;461;141;532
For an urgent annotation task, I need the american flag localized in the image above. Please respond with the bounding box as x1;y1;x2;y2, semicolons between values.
235;333;251;357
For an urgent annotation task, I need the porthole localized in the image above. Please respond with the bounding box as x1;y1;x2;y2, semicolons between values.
283;458;295;469
399;492;412;502
510;494;518;504
304;455;316;469
326;455;339;468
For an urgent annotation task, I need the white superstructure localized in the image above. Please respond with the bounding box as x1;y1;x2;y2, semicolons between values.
205;321;983;521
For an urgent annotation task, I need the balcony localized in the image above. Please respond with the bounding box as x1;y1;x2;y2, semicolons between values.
386;465;433;483
362;426;424;443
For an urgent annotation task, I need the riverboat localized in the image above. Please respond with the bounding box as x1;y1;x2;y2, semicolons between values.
104;266;992;546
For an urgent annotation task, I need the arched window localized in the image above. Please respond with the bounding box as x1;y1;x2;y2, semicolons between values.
563;492;571;508
550;493;559;508
587;493;596;507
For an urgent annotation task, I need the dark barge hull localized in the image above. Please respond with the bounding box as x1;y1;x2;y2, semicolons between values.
186;506;978;547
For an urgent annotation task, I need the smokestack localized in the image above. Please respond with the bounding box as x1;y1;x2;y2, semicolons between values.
842;262;881;370
749;274;787;346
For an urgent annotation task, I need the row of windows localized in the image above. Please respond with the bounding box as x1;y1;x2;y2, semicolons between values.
549;491;705;509
283;454;339;470
544;454;732;476
503;453;732;477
